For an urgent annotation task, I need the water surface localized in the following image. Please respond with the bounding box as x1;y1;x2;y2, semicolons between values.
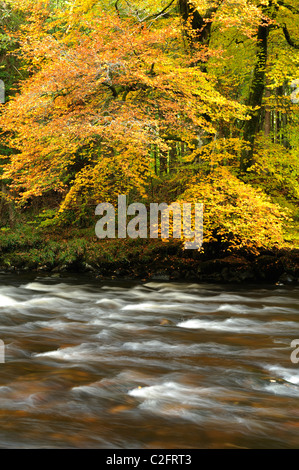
0;273;298;448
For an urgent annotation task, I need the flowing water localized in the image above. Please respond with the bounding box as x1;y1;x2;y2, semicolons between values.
0;272;298;449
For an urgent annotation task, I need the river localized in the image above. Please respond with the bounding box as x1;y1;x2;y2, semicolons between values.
0;273;298;449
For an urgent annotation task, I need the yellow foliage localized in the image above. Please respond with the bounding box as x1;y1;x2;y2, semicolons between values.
178;167;288;251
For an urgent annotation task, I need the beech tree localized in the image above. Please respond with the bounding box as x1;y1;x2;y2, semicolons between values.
0;0;297;249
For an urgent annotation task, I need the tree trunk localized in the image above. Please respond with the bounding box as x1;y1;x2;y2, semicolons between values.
264;84;271;137
240;21;269;171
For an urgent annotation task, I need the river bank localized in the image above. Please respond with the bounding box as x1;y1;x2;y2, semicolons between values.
0;226;298;284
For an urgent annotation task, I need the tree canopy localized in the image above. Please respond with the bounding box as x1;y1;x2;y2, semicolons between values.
0;0;298;251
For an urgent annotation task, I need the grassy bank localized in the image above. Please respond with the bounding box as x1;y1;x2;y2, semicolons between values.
0;223;298;284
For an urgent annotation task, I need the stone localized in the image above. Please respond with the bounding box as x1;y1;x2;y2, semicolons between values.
279;272;295;284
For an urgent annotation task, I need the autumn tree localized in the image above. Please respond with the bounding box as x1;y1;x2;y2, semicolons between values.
0;0;296;249
240;0;299;171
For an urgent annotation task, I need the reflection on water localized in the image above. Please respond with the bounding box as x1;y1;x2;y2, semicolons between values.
0;273;298;448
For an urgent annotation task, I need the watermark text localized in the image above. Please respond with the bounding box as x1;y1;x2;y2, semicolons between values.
95;195;203;250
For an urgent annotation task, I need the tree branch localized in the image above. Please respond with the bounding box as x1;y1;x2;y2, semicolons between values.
178;0;224;47
140;0;176;23
282;23;299;49
277;1;299;14
102;82;118;98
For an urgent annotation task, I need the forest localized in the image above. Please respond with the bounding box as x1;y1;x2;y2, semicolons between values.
0;0;298;282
